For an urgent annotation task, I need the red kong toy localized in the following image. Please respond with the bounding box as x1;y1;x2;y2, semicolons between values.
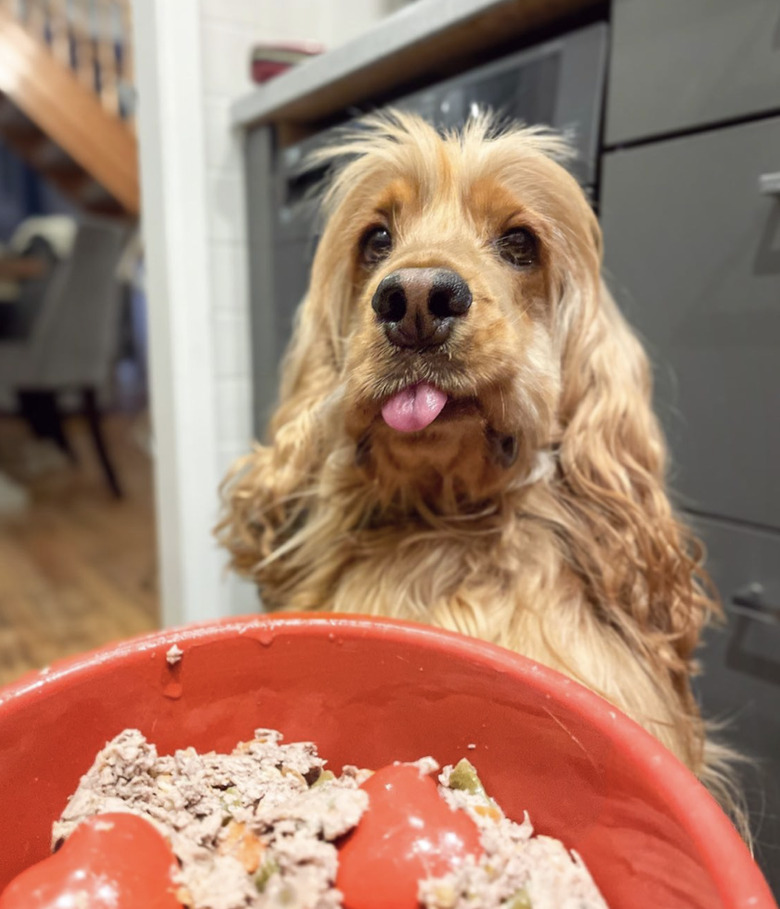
337;763;484;909
0;812;182;909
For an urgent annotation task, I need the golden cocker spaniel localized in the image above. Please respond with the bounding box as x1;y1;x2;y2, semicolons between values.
218;111;736;808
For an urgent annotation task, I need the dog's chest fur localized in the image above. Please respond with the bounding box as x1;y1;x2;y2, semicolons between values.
260;498;693;769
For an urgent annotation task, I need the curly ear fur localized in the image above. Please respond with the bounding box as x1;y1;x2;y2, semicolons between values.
555;274;715;692
542;270;747;834
216;199;357;579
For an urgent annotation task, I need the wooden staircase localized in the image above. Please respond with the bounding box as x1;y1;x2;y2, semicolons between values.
0;0;138;217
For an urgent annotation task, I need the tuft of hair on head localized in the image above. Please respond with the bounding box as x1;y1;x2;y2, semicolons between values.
305;107;579;216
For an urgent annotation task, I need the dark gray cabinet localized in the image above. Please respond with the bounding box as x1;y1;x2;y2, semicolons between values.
606;0;780;144
601;13;780;893
601;117;780;529
690;515;780;895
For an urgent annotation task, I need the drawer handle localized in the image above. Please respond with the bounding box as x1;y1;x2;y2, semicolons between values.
730;583;780;625
758;172;780;196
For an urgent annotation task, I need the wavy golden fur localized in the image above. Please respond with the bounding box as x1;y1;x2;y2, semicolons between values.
218;111;742;819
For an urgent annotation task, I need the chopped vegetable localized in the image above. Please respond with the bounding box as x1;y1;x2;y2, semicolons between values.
448;759;502;822
504;888;532;909
218;820;265;873
254;857;280;892
311;769;336;787
448;759;486;796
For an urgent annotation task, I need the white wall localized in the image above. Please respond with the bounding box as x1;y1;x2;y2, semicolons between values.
134;0;403;626
200;0;407;492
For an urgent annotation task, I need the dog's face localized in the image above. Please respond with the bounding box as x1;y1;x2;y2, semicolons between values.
306;115;602;505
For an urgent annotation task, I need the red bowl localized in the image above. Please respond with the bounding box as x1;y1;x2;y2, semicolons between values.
0;615;774;908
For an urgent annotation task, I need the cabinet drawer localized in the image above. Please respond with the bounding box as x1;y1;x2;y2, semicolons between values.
606;0;780;145
600;117;780;528
690;515;780;897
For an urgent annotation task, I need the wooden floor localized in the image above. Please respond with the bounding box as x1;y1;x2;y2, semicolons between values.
0;412;159;687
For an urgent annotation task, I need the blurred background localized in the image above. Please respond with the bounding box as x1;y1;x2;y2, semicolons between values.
0;0;407;686
0;0;777;893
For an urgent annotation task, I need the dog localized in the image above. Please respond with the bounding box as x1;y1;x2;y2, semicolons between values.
218;111;737;808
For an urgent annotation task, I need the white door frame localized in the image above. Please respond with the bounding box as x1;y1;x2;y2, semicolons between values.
133;0;228;626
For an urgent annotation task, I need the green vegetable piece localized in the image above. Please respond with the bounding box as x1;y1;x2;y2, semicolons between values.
448;759;486;796
279;884;296;905
254;858;280;892
311;769;336;788
219;786;241;819
504;888;532;909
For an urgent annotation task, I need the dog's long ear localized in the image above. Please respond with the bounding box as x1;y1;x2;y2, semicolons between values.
555;263;716;687
216;207;354;577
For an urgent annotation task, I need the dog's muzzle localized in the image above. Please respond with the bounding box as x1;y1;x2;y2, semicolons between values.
371;267;472;350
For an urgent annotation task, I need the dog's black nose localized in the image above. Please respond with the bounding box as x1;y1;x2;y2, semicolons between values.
371;268;472;349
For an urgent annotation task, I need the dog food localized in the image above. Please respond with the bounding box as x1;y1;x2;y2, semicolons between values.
53;728;609;909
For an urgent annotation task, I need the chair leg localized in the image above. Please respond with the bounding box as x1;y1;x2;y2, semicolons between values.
82;387;122;499
16;389;78;462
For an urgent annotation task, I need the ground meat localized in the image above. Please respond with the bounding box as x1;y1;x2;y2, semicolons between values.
54;731;608;909
418;763;606;909
54;729;369;909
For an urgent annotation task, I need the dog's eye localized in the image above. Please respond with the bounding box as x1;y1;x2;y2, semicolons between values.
360;226;393;266
496;228;539;268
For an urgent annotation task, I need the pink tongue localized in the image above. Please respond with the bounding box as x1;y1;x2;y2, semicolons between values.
381;382;448;433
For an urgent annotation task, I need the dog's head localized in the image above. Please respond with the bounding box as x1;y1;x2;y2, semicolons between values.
292;112;606;504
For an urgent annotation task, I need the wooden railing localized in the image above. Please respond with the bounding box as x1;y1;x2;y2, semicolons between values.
1;0;134;127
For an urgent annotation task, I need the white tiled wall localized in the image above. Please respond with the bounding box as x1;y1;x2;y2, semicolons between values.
139;0;404;625
197;0;407;615
137;0;405;624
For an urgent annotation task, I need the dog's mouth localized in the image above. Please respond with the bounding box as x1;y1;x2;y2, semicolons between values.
377;381;519;468
380;381;448;433
378;382;483;432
